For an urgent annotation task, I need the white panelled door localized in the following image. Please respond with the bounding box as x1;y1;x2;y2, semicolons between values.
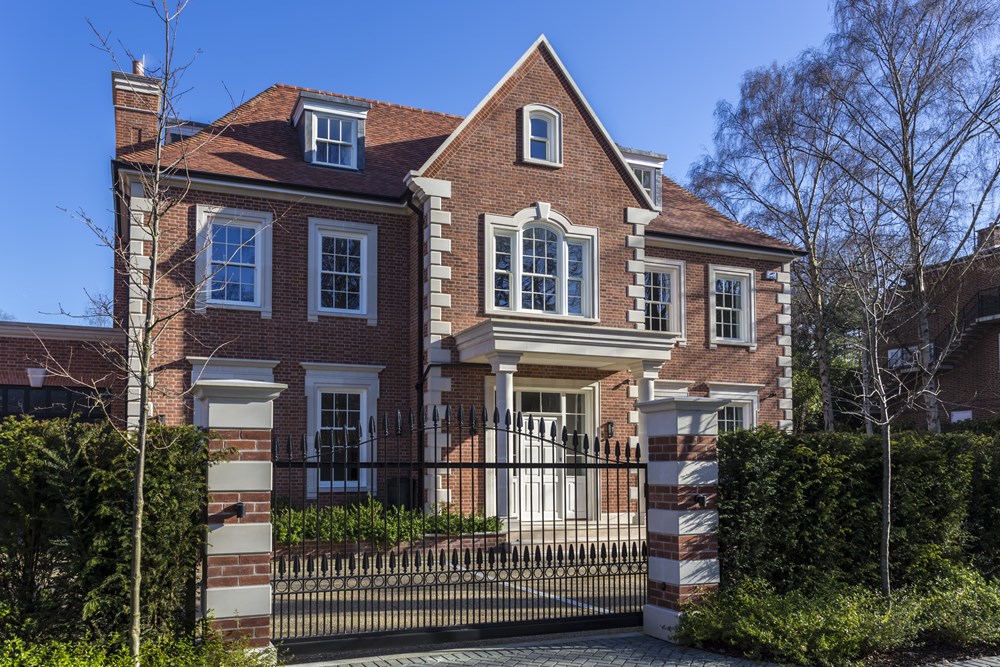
515;390;590;520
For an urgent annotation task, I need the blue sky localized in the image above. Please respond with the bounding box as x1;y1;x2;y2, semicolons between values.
0;1;832;324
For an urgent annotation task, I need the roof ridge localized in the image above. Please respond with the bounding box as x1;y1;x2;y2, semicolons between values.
273;83;464;120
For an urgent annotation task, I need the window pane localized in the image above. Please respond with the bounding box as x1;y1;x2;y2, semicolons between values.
530;117;549;139
530;138;548;160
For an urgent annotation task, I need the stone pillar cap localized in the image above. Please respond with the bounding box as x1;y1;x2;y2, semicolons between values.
192;379;287;402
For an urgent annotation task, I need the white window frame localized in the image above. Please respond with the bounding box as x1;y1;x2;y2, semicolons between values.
485;205;599;321
195;205;273;318
709;265;756;350
644;258;685;340
522;104;563;167
313;113;358;169
308;218;378;325
303;363;383;495
633;166;654;198
708;382;763;433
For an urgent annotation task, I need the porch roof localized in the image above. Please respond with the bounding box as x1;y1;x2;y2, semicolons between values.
454;318;676;371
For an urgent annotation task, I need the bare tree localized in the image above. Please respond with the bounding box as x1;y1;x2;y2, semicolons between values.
71;2;278;662
0;310;14;322
84;290;114;327
818;0;1000;432
834;169;911;596
690;55;849;431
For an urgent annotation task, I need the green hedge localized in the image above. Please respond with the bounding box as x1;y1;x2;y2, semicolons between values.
273;497;503;547
716;426;1000;590
0;417;213;643
677;565;1000;667
0;631;276;667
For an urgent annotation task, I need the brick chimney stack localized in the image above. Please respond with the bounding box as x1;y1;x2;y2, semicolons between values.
976;227;1000;250
112;62;161;156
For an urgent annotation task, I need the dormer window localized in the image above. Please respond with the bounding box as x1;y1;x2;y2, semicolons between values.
633;167;654;198
292;92;370;171
315;115;357;168
522;104;562;167
619;145;667;209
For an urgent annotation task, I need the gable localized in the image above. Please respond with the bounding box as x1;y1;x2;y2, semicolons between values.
417;36;654;210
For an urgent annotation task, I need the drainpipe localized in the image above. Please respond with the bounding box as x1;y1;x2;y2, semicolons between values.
406;191;426;421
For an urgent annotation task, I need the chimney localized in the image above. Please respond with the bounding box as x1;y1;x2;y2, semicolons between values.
111;62;161;156
976;227;1000;250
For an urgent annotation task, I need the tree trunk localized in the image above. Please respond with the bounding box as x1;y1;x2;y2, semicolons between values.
130;414;147;666
815;323;836;431
862;349;874;436
880;419;892;597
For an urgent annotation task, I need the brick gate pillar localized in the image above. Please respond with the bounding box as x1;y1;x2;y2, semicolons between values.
193;378;286;648
638;396;727;641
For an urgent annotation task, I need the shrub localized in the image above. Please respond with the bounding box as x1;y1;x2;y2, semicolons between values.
0;632;278;667
272;498;503;547
716;426;1000;590
0;417;213;642
676;569;1000;667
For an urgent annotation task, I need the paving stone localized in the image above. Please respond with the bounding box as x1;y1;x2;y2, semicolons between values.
290;633;1000;667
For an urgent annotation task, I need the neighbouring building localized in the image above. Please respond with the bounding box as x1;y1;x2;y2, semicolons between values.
888;226;1000;423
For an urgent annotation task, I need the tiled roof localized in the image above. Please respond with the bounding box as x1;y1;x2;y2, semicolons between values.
119;84;463;200
648;177;801;254
119;83;797;254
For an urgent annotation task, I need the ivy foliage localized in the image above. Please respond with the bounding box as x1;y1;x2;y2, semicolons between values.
0;417;213;643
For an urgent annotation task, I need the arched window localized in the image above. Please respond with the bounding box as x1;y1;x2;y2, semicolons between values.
522;104;562;166
488;206;596;319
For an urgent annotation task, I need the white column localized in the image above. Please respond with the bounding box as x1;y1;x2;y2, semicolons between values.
489;352;521;517
630;360;664;444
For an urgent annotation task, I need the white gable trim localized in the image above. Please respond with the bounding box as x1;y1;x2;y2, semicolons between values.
412;35;657;211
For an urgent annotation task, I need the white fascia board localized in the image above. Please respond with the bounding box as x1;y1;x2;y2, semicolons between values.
412;36;657;210
645;234;800;262
414;36;549;176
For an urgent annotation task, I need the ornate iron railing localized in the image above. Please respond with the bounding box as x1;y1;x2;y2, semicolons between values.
270;406;646;649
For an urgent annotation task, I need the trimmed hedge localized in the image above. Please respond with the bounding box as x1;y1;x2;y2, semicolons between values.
716;426;1000;590
677;565;1000;667
273;497;503;547
0;417;213;643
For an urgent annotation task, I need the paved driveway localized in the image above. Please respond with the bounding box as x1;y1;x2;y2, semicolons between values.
290;632;772;667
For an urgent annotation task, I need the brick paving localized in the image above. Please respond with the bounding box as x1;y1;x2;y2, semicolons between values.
290;632;773;667
289;631;1000;667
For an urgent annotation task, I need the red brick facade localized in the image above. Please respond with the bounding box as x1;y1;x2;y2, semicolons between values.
2;37;797;481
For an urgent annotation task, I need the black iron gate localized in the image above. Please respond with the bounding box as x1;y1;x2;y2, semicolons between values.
271;407;646;651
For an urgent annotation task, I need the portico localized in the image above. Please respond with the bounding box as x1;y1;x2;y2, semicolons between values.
454;318;678;520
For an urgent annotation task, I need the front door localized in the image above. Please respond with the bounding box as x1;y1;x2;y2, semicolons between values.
515;390;590;520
